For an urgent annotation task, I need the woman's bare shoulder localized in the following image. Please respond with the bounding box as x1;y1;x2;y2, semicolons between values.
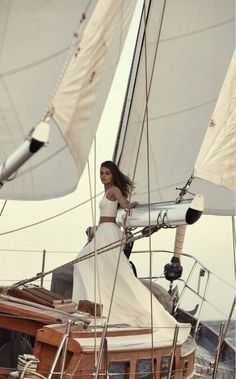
108;186;123;201
112;185;121;193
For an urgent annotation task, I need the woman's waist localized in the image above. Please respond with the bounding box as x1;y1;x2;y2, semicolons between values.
99;216;116;224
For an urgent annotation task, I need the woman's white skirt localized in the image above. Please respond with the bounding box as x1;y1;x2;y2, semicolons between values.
72;222;190;343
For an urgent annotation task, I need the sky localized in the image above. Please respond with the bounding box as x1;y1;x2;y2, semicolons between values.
0;1;235;323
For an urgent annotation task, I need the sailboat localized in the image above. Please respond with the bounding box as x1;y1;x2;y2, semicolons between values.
0;1;235;378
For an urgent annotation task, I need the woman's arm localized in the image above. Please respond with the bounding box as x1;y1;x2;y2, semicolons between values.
111;187;138;209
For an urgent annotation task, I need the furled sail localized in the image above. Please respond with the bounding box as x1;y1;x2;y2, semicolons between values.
194;50;236;193
114;0;235;215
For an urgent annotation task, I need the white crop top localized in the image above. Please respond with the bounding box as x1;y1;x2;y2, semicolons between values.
99;194;118;217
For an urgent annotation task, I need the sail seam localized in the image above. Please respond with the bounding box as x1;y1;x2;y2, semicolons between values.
160;18;234;43
148;99;218;120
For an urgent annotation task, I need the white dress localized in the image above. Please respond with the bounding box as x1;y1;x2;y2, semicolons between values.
72;193;190;343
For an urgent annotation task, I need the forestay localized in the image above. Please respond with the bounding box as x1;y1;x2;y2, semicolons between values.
114;0;235;215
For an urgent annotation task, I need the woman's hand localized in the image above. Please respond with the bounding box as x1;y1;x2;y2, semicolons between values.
129;201;139;209
125;201;139;215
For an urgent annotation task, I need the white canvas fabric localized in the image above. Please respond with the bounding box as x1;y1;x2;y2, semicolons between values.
0;0;97;200
52;0;138;176
114;0;235;215
194;50;236;193
0;0;137;200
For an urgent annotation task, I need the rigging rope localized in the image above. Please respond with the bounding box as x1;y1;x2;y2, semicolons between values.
143;0;154;364
0;46;73;78
144;0;167;368
117;0;168;366
0;199;7;216
88;138;102;365
0;192;103;236
9;228;154;289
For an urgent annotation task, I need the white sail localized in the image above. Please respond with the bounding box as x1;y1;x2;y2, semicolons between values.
52;0;138;176
114;0;235;215
194;50;236;193
0;0;138;200
0;1;98;200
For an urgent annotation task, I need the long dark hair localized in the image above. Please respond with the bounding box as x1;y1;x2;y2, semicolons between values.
100;161;134;198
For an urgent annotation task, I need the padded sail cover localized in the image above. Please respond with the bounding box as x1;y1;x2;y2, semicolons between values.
114;0;235;215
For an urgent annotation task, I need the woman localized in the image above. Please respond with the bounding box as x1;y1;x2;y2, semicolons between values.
72;161;190;343
100;161;137;212
72;161;137;310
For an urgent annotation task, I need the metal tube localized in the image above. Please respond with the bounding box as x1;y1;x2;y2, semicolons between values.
231;216;236;286
47;334;68;379
167;325;179;379
212;322;225;379
221;297;236;350
60;320;73;379
94;322;108;379
197;269;205;294
48;321;73;379
173;261;197;314
193;270;210;336
40;249;46;287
